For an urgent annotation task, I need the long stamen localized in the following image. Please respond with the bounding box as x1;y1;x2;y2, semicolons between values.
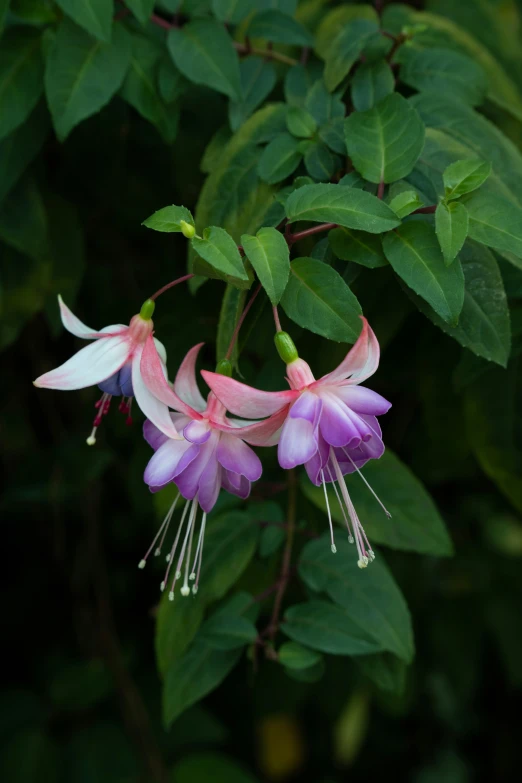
138;493;180;569
342;448;391;518
326;464;354;543
320;470;337;553
330;450;372;568
191;512;206;594
161;499;191;592
87;392;111;445
181;502;197;596
169;499;198;600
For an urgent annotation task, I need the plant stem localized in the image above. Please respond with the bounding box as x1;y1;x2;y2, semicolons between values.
267;469;297;642
225;283;262;360
286;222;337;244
234;42;298;66
377;179;385;200
273;305;282;332
412;205;437;214
149;273;194;301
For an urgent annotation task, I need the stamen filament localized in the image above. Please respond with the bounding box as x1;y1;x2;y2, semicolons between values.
342;448;392;518
170;499;198;600
138;493;180;569
326;464;354;543
161;499;191;592
320;469;337;553
192;512;206;594
330;450;371;568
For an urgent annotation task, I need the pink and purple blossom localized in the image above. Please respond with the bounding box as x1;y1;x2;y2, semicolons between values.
138;338;285;598
201;318;391;567
33;296;178;444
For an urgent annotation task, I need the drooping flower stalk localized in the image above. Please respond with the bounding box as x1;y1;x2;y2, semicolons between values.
202;317;391;567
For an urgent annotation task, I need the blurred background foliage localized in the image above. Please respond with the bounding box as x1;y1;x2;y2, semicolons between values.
1;0;522;782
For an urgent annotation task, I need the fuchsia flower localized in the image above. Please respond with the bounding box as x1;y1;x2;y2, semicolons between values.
202;318;392;568
33;296;178;444
138;337;286;599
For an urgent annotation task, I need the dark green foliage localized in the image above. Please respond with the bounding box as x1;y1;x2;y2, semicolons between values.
2;2;522;782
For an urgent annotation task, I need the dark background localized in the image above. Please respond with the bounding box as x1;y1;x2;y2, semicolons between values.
2;1;522;782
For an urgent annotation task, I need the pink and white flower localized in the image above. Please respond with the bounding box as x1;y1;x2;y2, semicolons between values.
138;337;285;599
33;295;179;444
201;317;392;568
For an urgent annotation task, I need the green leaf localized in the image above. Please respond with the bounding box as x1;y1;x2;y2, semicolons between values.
45;19;131;141
121;35;179;144
323;19;379;92
0;103;49;205
304;143;338;183
400;47;487;106
351;60;394;113
189;104;286;283
282;601;382;656
200;613;258;651
125;0;154;24
0;247;49;351
241;226;290;305
387;190;423;219
411;94;522;204
164;641;242;727
318;117;346;155
280;256;362;342
462;190;522;261
345;93;425;185
192;227;248;281
212;0;255;24
0;28;44;143
55;0;113;42
278;641;322;670
143;204;195;232
382;221;464;324
329;227;388;268
248;10;313;46
286;106;317;138
172;752;259;783
443;158;491;201
435;200;468;266
258;132;302;185
198;511;259;602
229;57;276;132
217;284;246;367
301;449;453;556
410;241;511;367
299;536;414;663
156;592;205;678
305;79;345;126
168;20;242;101
285;183;400;233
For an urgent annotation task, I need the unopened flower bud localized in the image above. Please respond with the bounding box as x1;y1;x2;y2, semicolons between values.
216;358;233;377
180;220;196;239
139;298;155;320
274;331;299;364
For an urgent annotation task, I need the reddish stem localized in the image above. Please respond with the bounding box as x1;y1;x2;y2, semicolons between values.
273;305;282;333
225;283;262;360
149;274;194;301
413;205;437;214
286;222;337;244
150;13;176;29
377;179;385;200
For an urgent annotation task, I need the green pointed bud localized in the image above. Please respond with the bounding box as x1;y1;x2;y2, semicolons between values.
274;331;298;364
139;299;155;320
180;220;196;239
216;358;232;377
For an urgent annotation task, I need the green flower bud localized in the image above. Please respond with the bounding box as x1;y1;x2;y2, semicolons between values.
180;220;196;239
216;358;233;377
139;298;155;320
274;331;298;364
